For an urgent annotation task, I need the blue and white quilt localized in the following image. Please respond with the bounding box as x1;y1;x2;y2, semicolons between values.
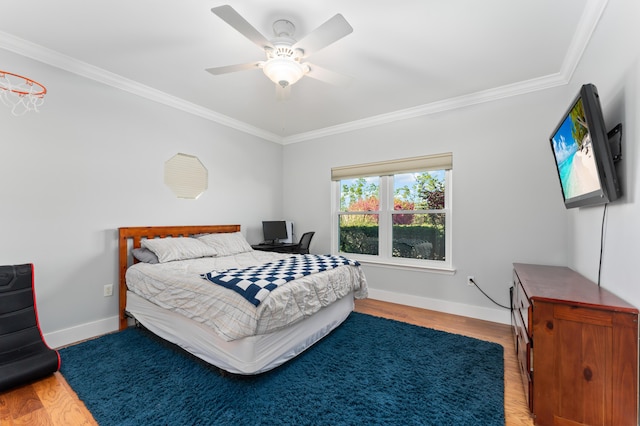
201;254;360;307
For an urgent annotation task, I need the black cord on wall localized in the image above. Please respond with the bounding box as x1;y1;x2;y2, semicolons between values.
597;203;608;287
469;277;510;310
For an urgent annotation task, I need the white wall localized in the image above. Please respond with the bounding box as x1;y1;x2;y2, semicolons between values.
565;0;640;309
0;49;284;346
283;87;570;323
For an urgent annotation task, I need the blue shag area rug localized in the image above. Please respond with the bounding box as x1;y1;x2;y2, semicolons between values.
60;313;504;425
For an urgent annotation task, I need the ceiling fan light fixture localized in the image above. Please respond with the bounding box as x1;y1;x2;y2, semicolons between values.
208;6;353;96
262;57;307;88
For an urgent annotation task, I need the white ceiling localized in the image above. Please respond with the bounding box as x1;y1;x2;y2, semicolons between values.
0;0;606;143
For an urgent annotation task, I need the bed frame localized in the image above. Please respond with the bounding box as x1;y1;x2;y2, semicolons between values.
118;224;361;374
118;224;241;330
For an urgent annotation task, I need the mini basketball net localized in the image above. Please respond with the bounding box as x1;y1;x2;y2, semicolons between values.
0;70;47;116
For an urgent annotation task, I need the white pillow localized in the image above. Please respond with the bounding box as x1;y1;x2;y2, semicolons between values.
141;237;218;263
197;232;253;256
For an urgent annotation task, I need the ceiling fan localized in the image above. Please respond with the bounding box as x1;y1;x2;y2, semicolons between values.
205;5;353;99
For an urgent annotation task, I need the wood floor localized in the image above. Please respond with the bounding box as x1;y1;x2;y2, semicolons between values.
0;299;533;425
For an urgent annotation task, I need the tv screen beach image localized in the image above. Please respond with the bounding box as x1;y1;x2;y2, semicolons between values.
551;99;600;199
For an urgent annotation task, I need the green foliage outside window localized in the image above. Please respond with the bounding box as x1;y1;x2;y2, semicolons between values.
339;171;446;260
338;224;445;260
339;225;379;255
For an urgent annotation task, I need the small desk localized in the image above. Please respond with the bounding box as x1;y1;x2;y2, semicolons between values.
251;243;298;254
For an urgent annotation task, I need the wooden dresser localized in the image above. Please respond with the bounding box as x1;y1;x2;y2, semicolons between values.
511;263;638;426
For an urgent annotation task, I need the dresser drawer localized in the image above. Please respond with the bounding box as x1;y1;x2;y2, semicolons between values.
513;311;532;372
512;309;533;410
513;270;531;338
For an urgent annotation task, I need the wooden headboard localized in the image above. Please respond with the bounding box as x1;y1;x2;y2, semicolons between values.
118;224;241;330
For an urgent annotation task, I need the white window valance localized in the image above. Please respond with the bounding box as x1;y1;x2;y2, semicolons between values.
330;152;452;181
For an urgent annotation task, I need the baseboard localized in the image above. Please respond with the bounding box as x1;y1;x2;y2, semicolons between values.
366;288;511;325
43;291;510;349
44;316;120;349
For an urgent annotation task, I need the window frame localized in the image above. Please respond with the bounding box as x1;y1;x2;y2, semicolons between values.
331;155;453;273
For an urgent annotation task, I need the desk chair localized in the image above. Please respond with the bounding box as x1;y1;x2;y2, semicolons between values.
294;232;315;254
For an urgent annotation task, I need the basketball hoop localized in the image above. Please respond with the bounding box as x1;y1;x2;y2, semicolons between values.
0;70;47;116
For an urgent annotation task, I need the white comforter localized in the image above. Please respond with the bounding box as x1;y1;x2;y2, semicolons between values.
125;251;368;341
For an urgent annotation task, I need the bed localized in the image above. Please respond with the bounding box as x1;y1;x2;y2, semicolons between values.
118;225;368;375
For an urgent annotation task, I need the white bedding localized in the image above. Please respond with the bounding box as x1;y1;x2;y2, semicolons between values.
125;250;368;341
126;291;355;374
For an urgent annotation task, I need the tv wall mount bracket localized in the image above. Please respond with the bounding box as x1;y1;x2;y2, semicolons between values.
607;123;622;163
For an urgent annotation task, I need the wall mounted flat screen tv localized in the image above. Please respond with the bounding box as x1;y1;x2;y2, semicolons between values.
549;83;621;209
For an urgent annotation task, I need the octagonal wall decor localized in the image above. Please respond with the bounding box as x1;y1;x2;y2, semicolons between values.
164;153;208;199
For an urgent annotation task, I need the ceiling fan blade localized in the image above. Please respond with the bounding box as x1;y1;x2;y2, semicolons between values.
205;62;262;75
276;84;291;101
305;63;353;86
293;14;353;58
211;5;273;50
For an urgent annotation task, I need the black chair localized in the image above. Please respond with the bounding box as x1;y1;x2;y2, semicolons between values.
0;264;60;392
293;232;315;254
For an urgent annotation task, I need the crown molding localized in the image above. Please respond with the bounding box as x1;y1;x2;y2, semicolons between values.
282;0;608;145
0;31;282;144
558;0;608;79
0;0;606;145
281;72;569;145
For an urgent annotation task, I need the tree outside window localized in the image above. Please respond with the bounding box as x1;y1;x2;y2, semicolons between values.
338;170;447;262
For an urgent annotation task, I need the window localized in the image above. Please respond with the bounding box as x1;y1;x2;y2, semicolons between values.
332;153;452;271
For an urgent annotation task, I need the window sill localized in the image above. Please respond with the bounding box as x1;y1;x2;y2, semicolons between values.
338;254;456;275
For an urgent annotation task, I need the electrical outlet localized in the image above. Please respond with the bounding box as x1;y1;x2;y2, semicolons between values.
467;276;475;286
103;284;113;297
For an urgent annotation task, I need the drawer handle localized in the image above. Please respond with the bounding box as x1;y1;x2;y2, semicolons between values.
546;321;554;330
583;366;593;382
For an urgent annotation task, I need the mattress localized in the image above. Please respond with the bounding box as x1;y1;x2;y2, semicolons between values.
126;290;355;374
125;251;368;341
